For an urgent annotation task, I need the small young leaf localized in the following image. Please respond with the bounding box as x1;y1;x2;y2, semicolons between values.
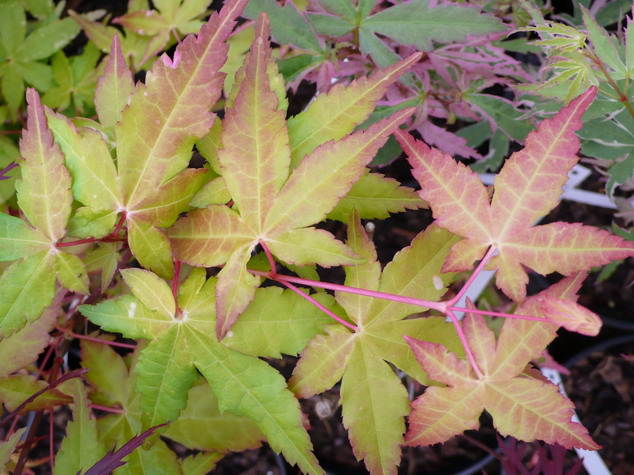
55;251;89;295
95;35;134;130
127;220;174;279
121;268;176;318
0;428;27;471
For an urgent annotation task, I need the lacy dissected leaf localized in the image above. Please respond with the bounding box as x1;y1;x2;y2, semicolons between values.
80;271;324;473
397;87;634;301
170;18;417;339
287;54;421;167
290;215;461;474
17;89;72;242
54;378;107;475
405;296;600;450
359;0;504;67
116;0;246;208
243;0;322;52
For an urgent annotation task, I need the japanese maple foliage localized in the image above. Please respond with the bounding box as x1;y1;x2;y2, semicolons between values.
1;1;633;474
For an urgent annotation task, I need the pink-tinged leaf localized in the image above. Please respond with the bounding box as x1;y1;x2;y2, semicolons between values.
405;338;473;386
130;168;207;227
418;121;483;159
219;15;291;233
127;219;174;279
462;302;497;375
341;344;410;475
395;129;493;252
288;53;422;166
507;222;634;277
289;326;355;398
215;246;261;340
95;34;134;130
17;89;72;241
491;89;597;236
485;378;600;450
538;296;601;336
116;0;246;208
264;109;415;234
405;385;484;446
399;87;634;301
169;205;255;267
335;210;381;322
266;227;362;267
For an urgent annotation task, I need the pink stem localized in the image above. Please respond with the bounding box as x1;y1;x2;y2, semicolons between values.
279;280;358;332
445;310;483;379
252;270;446;312
90;403;125;414
260;241;277;277
447;306;548;322
172;259;182;317
49;408;55;469
448;246;496;307
69;332;136;349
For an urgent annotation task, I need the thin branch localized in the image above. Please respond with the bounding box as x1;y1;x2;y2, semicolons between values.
251;270;446;312
445;310;484;379
447;246;496;307
279;280;358;332
67;331;137;349
260;241;277;277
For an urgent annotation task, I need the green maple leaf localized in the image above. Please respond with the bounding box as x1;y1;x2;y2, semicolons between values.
79;267;328;474
114;0;214;63
0;1;81;119
47;0;246;279
170;15;421;339
0;90;88;337
42;42;102;114
288;211;463;474
78;340;186;474
404;273;601;450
